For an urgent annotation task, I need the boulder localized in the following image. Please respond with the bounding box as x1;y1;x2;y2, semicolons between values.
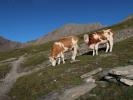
84;77;95;83
109;65;133;76
120;78;133;86
102;65;133;86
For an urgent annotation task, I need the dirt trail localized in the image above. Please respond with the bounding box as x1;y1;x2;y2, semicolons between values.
0;56;49;99
0;56;24;98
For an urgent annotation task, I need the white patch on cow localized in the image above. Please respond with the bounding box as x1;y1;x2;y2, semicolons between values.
72;37;77;45
71;37;78;61
61;43;69;51
55;42;69;52
93;34;99;39
49;57;56;66
89;44;95;49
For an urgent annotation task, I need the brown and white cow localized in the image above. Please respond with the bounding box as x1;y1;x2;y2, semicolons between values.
84;29;114;56
49;36;79;66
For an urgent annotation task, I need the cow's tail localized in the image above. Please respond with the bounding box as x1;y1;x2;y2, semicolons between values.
84;34;89;44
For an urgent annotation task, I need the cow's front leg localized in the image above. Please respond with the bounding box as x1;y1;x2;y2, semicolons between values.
60;52;65;64
71;46;78;61
57;57;61;65
92;49;95;56
90;44;95;56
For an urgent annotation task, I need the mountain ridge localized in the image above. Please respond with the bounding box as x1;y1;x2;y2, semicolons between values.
27;23;104;45
0;36;22;52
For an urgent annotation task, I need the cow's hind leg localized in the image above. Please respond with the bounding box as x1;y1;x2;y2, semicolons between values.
71;45;78;61
92;49;95;56
105;42;109;53
109;37;113;52
95;44;99;55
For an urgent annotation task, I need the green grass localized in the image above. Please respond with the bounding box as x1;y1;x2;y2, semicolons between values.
0;63;11;79
9;37;133;100
0;41;53;62
109;17;133;31
20;53;48;71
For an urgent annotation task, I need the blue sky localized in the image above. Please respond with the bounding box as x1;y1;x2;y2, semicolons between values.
0;0;133;42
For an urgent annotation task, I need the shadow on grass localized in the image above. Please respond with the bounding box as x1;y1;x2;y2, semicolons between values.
82;47;106;56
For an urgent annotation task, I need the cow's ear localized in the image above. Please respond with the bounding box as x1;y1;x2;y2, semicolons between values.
49;57;51;60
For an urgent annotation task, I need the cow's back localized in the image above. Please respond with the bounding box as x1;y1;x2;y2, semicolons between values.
59;36;78;48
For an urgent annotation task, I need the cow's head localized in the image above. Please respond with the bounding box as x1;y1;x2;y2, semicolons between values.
84;34;89;44
49;56;56;66
103;29;113;35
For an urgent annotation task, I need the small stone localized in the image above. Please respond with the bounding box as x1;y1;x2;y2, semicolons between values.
85;77;95;83
88;94;96;97
54;80;57;82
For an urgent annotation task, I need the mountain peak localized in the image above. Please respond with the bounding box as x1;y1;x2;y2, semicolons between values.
0;36;22;52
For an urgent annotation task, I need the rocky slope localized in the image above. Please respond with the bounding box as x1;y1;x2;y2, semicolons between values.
30;23;104;45
0;36;22;52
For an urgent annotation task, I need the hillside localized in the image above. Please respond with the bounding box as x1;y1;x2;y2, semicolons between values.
0;23;103;51
29;23;103;45
0;14;133;100
108;14;133;31
0;36;22;52
8;37;133;100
